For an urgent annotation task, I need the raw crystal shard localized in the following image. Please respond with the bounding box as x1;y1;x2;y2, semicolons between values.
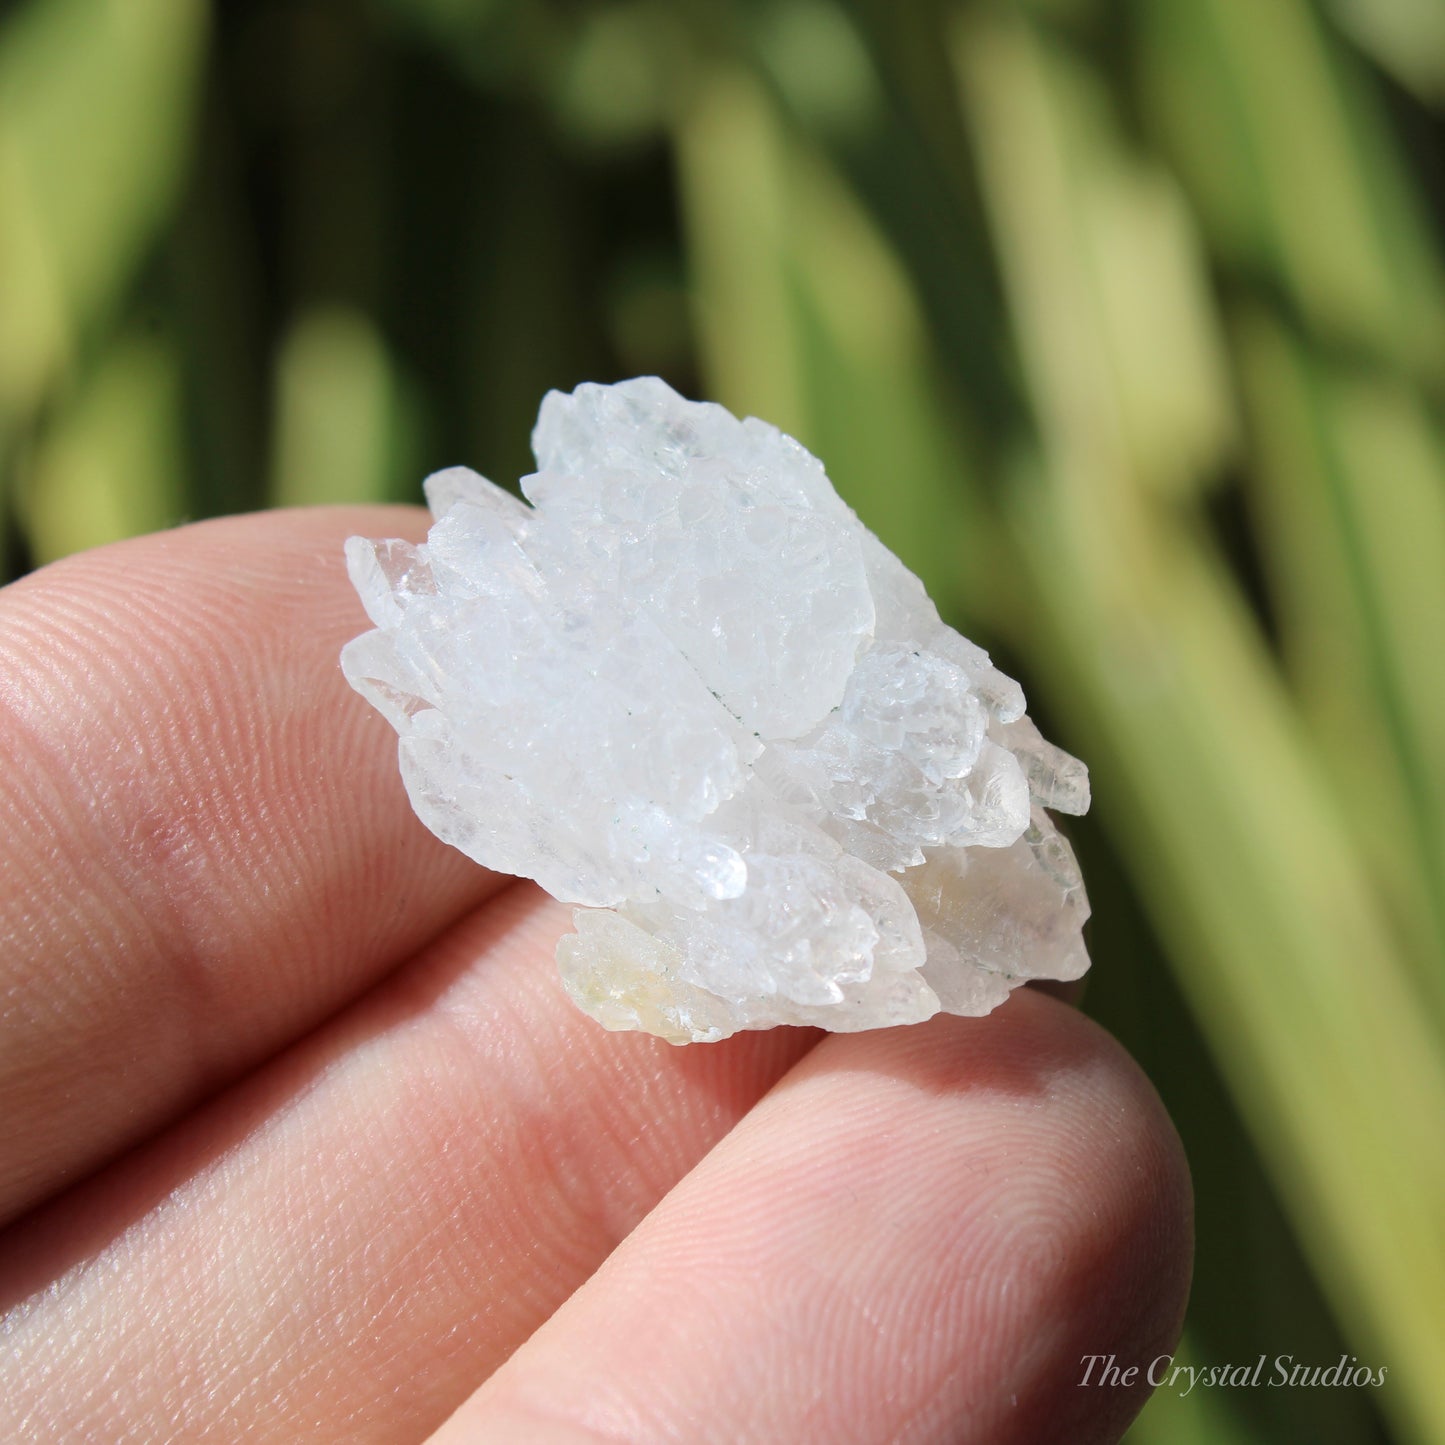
342;377;1091;1042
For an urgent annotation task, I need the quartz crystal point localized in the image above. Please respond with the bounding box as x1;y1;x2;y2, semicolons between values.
341;377;1091;1043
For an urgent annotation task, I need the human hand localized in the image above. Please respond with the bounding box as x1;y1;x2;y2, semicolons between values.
0;508;1191;1443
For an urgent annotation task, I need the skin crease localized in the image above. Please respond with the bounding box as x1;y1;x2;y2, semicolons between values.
0;508;1193;1443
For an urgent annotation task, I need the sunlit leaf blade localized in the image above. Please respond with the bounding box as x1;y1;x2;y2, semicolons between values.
1326;0;1445;108
0;0;208;417
1134;0;1445;383
18;330;184;563
269;306;412;510
1236;308;1445;1003
948;11;1235;504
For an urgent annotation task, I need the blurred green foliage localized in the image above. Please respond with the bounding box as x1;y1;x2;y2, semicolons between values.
1;1;1442;1439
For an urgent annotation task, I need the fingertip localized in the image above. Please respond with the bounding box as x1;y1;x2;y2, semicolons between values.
443;993;1193;1445
782;991;1195;1441
0;505;487;1223
961;991;1194;1442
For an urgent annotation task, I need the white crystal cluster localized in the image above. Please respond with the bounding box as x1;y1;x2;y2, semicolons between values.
342;377;1090;1042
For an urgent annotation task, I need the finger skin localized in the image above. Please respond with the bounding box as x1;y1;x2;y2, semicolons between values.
437;992;1194;1445
0;507;497;1224
0;885;819;1443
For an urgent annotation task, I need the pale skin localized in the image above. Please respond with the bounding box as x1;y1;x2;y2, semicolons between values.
0;506;1192;1443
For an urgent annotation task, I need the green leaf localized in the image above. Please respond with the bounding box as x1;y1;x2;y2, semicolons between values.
268;306;414;510
0;0;208;417
18;329;185;562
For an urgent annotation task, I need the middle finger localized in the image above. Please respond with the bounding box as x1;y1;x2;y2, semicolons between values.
0;884;818;1443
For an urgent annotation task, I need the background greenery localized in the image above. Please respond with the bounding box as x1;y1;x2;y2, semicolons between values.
2;0;1442;1439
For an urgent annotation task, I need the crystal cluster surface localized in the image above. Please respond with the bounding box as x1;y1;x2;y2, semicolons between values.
342;377;1090;1042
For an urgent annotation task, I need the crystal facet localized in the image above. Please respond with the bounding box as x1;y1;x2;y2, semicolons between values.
342;377;1090;1042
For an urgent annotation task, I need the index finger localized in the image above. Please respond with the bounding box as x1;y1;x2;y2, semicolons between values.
0;506;499;1224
